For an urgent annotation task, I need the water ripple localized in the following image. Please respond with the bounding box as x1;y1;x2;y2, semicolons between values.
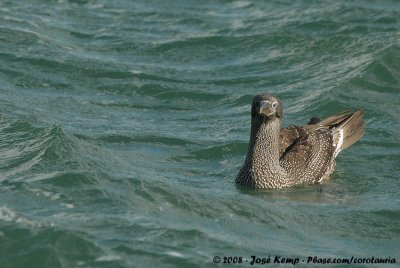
1;0;400;267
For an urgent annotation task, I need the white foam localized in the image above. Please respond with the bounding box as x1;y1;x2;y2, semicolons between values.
231;1;252;8
0;206;16;222
0;206;53;228
26;187;61;201
130;70;143;75
166;251;184;258
62;203;75;209
95;255;122;262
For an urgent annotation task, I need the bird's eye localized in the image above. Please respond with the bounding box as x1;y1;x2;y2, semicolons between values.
272;102;278;108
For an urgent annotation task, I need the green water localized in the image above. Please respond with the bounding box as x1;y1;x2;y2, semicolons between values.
0;0;399;267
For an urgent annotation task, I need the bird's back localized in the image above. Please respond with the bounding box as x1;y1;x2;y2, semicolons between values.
278;110;364;183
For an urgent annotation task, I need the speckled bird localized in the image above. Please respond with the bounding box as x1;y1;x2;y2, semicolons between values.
236;93;365;189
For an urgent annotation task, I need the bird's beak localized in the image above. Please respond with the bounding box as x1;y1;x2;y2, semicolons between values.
259;101;275;116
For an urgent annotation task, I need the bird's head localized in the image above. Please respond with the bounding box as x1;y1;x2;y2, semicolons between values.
251;93;282;120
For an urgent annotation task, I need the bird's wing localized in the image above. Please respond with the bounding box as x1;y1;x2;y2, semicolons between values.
279;111;357;158
279;124;317;157
280;128;334;184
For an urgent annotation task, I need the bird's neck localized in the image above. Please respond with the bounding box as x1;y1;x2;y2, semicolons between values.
238;116;286;188
249;117;281;169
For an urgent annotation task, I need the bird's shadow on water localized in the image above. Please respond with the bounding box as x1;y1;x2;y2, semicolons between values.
234;181;348;204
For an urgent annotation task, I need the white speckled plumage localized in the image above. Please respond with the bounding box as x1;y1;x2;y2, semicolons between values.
236;93;365;189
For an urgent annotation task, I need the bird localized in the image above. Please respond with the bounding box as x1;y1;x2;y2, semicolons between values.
236;93;365;189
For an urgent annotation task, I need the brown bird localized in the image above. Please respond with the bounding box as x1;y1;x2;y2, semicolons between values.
236;93;365;189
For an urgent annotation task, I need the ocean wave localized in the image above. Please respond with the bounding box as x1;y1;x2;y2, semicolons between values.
0;115;130;184
355;45;400;93
0;206;52;228
1;1;399;266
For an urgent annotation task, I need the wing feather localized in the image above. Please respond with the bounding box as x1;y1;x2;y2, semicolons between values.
280;129;334;184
